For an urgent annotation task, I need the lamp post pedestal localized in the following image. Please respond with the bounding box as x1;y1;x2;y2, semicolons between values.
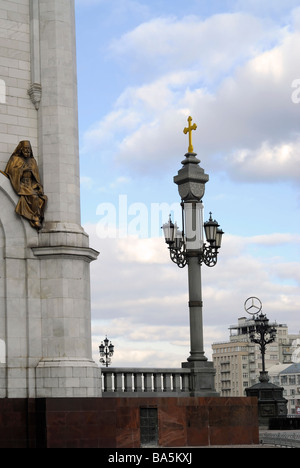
245;377;287;427
182;361;218;397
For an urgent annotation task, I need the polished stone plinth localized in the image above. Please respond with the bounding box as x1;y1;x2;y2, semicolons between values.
0;397;259;448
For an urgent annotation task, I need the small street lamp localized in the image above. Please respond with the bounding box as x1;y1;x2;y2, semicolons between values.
162;116;224;395
99;336;114;367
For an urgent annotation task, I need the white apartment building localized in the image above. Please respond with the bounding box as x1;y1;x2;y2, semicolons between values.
212;317;299;397
268;363;300;415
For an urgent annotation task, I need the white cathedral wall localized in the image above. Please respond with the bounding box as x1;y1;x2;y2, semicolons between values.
0;178;41;398
0;1;101;398
0;0;38;169
0;219;5;397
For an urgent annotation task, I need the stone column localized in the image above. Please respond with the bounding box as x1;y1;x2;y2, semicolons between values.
37;0;81;228
31;0;100;397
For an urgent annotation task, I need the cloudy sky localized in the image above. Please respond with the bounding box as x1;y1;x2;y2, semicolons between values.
74;0;300;368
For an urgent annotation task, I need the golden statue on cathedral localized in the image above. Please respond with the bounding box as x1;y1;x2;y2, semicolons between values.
2;140;47;230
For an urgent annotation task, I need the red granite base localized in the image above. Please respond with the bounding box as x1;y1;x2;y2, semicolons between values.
0;397;259;448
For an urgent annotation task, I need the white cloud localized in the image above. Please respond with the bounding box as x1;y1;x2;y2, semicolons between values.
110;13;278;82
77;6;300;368
247;233;300;246
86;224;300;367
229;141;297;180
117;236;168;263
80;175;94;190
82;10;300;184
234;1;300;18
81;109;141;155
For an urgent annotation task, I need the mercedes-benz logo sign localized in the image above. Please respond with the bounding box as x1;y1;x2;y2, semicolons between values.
244;296;262;316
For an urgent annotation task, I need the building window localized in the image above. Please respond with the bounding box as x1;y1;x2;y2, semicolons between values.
289;376;296;385
281;376;287;385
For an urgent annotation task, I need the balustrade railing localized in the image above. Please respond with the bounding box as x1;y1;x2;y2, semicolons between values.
260;432;300;448
101;368;191;396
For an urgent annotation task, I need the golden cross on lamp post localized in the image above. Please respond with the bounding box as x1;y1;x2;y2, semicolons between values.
183;116;197;153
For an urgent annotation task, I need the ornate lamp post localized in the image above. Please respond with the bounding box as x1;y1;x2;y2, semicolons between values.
244;297;287;425
249;313;277;380
99;336;114;367
162;117;224;395
244;297;277;382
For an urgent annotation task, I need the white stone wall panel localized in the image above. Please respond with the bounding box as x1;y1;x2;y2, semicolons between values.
0;0;100;398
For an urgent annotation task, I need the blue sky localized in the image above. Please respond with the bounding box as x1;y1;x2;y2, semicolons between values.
74;0;300;367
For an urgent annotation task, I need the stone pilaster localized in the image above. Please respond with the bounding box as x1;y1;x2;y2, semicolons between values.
32;0;101;396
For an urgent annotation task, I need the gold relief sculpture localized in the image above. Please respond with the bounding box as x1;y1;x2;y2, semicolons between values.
2;140;47;230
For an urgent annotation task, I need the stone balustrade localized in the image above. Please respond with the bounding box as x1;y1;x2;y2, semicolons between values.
101;368;191;397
